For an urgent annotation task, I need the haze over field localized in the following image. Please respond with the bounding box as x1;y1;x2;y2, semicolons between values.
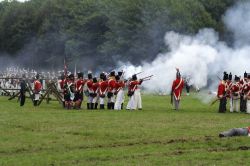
0;0;249;93
123;1;250;93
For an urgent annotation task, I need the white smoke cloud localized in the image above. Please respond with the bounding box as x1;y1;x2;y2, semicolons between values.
121;1;250;94
223;1;250;47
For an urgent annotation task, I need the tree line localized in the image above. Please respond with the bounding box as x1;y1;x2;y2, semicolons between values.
0;0;234;70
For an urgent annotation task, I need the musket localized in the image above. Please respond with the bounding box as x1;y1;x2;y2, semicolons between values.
134;71;144;76
141;78;151;81
210;95;227;106
141;75;154;80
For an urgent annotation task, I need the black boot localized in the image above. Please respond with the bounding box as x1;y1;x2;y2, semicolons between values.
87;103;90;110
91;103;94;109
111;102;115;109
34;100;37;106
107;103;111;109
100;104;104;109
95;103;98;109
121;103;123;110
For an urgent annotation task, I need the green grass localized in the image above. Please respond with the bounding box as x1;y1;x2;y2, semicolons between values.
0;94;250;166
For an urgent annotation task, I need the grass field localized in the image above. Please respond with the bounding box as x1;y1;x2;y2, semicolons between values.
0;93;250;166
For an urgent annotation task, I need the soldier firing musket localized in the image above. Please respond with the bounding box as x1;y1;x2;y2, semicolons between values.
114;72;126;110
126;74;144;110
216;72;228;113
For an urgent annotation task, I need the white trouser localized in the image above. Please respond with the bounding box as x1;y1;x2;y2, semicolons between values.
99;97;105;105
115;89;124;110
88;96;93;103
126;96;132;110
127;89;142;110
247;100;250;114
230;97;239;112
34;94;40;101
108;96;115;103
92;95;99;104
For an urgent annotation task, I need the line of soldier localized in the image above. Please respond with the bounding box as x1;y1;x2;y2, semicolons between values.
58;71;146;110
217;71;250;113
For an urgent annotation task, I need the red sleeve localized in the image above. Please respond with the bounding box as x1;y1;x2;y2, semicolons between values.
217;83;225;97
87;81;93;88
111;80;116;88
120;81;125;88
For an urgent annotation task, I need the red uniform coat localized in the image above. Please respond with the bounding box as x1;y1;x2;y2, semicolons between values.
246;82;250;98
86;79;93;93
230;82;240;98
217;81;226;98
172;78;184;100
115;81;125;94
241;82;247;96
92;82;99;94
99;80;108;97
128;80;141;92
59;79;65;90
108;77;116;93
34;80;42;93
75;79;85;92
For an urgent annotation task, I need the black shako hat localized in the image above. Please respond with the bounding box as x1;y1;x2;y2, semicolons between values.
132;74;137;80
88;73;92;79
118;71;123;77
228;72;232;81
244;71;248;78
77;72;83;78
234;75;240;81
115;75;120;81
223;72;228;81
93;77;97;83
100;72;105;79
110;71;115;77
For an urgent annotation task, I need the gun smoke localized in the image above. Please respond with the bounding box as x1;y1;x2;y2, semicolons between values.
120;1;250;95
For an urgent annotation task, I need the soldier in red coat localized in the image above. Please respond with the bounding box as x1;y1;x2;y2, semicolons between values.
245;74;250;113
74;72;85;109
91;77;99;109
58;75;66;108
114;74;125;110
107;71;116;109
171;69;184;110
217;72;228;113
98;73;108;109
33;74;42;106
126;74;143;110
86;73;93;110
226;73;233;98
230;75;241;112
240;71;248;112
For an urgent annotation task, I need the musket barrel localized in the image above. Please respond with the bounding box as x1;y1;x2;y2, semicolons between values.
141;75;153;80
